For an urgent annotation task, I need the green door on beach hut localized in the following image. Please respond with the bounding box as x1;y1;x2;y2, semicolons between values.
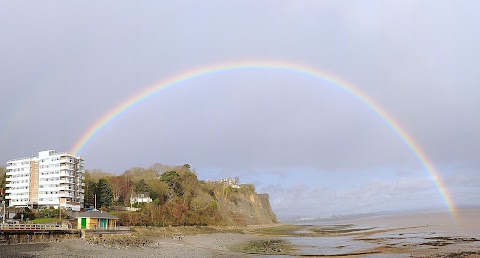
101;219;107;229
81;218;87;229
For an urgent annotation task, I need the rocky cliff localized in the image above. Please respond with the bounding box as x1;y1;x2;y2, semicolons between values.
216;186;277;225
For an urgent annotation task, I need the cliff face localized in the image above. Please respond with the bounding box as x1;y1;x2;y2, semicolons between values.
101;164;278;227
216;189;277;226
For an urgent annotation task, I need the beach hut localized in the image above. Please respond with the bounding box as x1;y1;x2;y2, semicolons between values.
73;210;118;230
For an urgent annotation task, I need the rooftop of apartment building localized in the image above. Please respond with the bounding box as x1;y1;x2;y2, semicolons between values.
7;150;83;163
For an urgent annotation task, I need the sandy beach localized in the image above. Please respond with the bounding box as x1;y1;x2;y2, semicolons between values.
0;232;260;258
1;208;479;257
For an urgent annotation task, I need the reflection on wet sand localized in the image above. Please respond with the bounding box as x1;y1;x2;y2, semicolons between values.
269;208;480;257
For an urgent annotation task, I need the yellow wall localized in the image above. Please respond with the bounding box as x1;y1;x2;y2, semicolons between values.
77;217;116;230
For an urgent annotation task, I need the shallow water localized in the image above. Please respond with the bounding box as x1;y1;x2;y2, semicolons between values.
284;235;378;256
280;208;480;256
363;254;410;258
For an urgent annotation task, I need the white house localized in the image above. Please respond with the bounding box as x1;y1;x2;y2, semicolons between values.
130;193;152;204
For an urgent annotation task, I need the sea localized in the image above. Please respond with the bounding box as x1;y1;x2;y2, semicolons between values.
271;207;480;257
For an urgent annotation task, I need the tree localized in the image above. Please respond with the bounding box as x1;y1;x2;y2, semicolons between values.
0;166;7;206
117;175;134;206
134;179;150;194
96;178;113;208
0;166;6;193
147;179;169;204
148;163;174;175
122;167;158;182
133;178;156;202
160;171;182;201
108;176;123;205
160;171;180;184
83;171;97;208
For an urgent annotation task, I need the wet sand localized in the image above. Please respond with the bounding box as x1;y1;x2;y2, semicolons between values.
0;232;260;258
0;208;479;257
347;207;480;257
285;207;480;257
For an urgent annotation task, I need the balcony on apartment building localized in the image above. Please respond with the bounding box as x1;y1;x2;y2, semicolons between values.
5;182;29;188
58;171;75;177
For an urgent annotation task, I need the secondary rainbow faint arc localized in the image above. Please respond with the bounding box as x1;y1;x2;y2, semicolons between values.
71;60;457;221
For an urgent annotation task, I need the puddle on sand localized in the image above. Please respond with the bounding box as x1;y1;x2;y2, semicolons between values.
361;228;480;246
284;236;378;256
363;254;411;258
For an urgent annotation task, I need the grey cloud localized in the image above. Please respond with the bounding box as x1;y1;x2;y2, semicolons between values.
262;175;473;217
1;1;479;214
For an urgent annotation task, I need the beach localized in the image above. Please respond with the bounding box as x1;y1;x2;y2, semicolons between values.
1;208;479;257
0;232;259;258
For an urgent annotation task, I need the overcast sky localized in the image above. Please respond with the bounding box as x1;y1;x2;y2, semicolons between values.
1;1;479;217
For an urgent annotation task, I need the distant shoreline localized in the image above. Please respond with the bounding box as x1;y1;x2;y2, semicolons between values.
281;206;480;224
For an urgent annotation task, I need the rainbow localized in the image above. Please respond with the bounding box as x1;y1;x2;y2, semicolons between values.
71;60;457;221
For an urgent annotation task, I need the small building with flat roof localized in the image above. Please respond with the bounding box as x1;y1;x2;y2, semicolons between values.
73;210;118;230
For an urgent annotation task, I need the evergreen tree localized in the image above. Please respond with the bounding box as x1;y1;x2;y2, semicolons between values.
96;178;113;208
0;166;6;205
0;166;6;189
134;179;149;194
160;171;183;200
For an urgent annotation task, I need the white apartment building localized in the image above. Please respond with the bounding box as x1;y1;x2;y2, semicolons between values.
6;150;84;211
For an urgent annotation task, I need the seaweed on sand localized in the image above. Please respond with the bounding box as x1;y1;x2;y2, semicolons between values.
231;239;293;255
